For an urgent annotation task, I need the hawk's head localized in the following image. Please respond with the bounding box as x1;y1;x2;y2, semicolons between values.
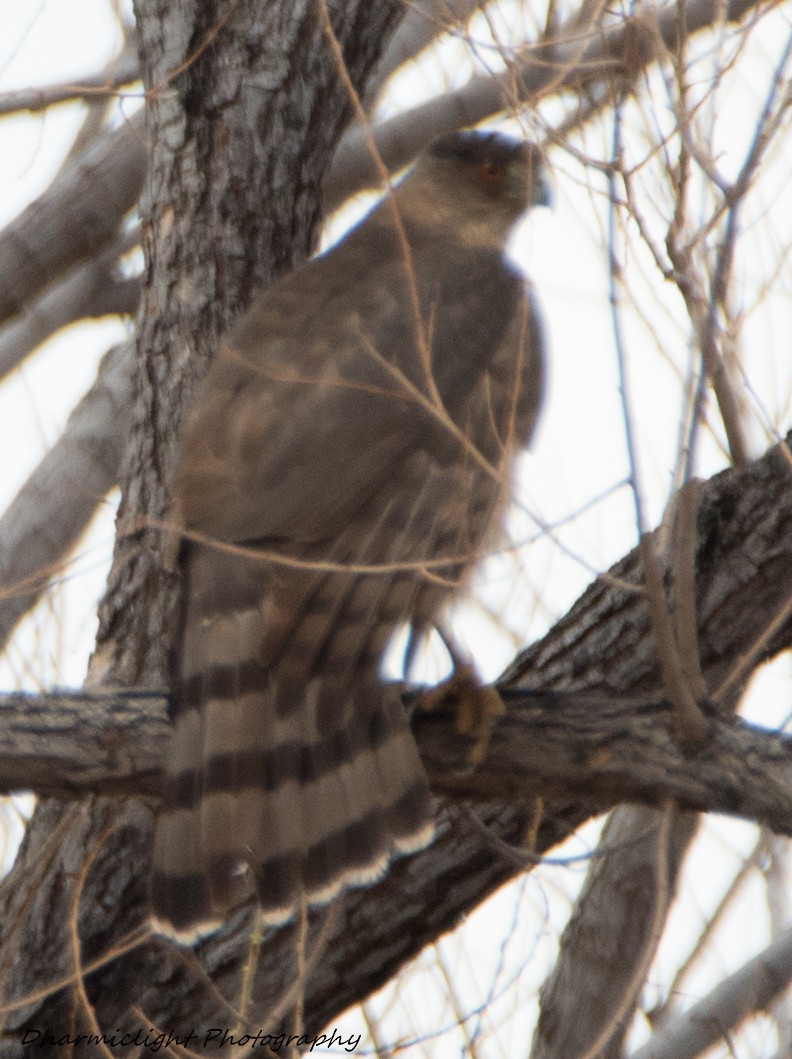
397;130;550;246
429;130;550;206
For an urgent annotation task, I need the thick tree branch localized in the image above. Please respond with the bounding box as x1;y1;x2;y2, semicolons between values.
3;429;790;811
0;113;145;328
0;230;139;383
0;684;790;835
324;0;773;209
1;3;789;1044
364;0;488;106
0;344;132;651
0;0;772;334
0;433;789;1041
632;925;792;1059
284;431;792;1034
531;805;700;1059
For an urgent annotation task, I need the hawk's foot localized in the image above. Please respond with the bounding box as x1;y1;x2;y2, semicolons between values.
421;663;505;764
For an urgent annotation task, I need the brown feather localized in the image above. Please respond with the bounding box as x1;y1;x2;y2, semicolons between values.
151;131;548;941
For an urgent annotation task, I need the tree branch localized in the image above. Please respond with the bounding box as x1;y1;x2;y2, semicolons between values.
364;0;488;107
0;344;133;651
632;925;792;1059
1;683;791;834
0;433;790;1040
0;41;139;117
0;113;145;328
0;229;139;383
324;0;773;209
0;0;770;332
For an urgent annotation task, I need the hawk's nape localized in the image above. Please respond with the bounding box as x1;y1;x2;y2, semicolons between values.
151;130;550;941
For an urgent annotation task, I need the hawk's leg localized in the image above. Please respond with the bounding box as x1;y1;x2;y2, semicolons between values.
419;628;506;764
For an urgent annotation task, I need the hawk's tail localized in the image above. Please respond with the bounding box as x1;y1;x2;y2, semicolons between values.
150;543;433;942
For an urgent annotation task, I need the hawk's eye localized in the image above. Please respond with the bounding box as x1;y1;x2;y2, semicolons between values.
479;160;504;184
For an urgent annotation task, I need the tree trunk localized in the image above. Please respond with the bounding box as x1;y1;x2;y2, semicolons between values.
1;2;791;1054
0;2;403;1050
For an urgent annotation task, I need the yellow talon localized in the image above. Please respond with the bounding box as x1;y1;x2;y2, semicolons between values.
422;662;505;764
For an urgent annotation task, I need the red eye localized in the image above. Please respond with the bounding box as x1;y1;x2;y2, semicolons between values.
479;161;503;183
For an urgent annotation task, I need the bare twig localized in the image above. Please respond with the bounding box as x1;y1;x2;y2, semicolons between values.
325;0;772;208
0;45;140;117
632;925;792;1059
649;831;769;1026
364;0;488;107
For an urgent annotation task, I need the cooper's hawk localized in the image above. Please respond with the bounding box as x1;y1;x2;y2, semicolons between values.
151;130;549;940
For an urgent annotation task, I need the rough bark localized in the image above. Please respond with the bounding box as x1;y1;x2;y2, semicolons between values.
1;0;790;1054
92;0;407;689
0;2;405;1053
523;433;792;1056
526;497;789;1055
0;680;792;828
0;433;789;1048
0;0;774;663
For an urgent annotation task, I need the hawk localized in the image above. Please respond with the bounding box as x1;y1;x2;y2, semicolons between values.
151;130;549;940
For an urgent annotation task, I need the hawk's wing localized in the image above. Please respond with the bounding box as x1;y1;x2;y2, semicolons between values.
175;221;528;546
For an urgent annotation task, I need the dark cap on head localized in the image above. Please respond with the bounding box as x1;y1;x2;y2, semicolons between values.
426;130;551;208
429;129;526;164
